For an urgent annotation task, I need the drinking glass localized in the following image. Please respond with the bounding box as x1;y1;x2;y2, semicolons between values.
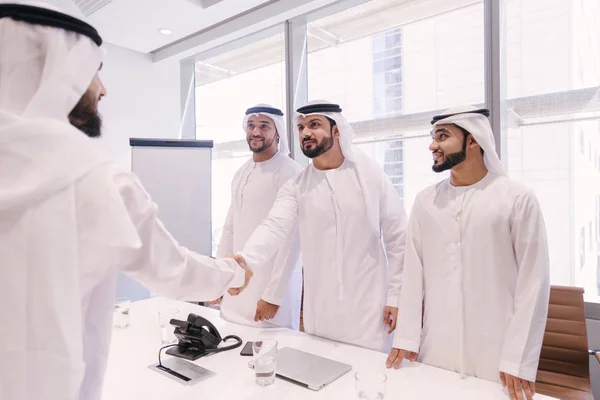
252;340;278;386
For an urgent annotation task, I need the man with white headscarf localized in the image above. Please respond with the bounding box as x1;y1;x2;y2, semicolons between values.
212;104;302;328
0;4;251;400
230;101;408;352
386;106;550;400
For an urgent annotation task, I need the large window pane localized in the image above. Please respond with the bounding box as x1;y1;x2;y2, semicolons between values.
306;0;483;210
356;135;449;213
194;30;286;255
503;0;600;301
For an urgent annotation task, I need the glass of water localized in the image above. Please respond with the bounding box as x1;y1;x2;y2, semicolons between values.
355;372;386;399
158;308;179;344
252;340;278;386
114;297;131;328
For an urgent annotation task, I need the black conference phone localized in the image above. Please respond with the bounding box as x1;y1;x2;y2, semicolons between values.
165;313;242;361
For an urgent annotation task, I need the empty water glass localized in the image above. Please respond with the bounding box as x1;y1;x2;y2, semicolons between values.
158;308;179;344
355;372;386;400
114;297;131;328
253;340;278;386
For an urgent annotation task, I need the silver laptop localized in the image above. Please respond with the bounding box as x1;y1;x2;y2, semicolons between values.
274;347;352;390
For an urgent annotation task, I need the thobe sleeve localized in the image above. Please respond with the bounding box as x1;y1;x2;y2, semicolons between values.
261;166;302;306
379;173;408;307
498;190;550;382
115;170;246;302
215;204;234;258
238;179;299;269
392;197;424;353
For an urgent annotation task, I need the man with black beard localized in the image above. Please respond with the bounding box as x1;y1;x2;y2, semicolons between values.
386;105;550;400
68;65;105;138
230;100;408;352
211;105;303;329
0;3;251;400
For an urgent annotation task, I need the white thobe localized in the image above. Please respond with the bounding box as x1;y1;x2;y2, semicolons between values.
216;152;302;329
392;173;550;383
0;118;245;400
239;153;407;352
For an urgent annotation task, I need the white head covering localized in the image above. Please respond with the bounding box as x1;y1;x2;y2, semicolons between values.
242;103;289;155
0;2;107;211
431;105;506;176
294;99;379;235
0;2;104;119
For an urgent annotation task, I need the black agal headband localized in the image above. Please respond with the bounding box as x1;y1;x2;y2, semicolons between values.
430;108;490;125
0;4;102;46
296;103;342;115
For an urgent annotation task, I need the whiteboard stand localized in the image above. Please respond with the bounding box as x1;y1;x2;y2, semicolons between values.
115;138;213;302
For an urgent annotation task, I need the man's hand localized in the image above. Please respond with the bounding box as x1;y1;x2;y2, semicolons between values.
500;372;535;400
385;348;418;369
207;297;222;306
226;254;253;296
383;306;398;334
254;299;280;322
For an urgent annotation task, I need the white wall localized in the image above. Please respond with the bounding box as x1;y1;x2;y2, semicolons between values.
97;43;181;170
94;43;181;300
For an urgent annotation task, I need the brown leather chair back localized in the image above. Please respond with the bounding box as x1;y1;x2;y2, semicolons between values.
536;286;592;399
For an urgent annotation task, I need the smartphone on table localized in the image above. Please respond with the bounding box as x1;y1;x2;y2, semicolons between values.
240;341;253;356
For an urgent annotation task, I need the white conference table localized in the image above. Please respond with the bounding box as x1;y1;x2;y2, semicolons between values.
102;297;557;400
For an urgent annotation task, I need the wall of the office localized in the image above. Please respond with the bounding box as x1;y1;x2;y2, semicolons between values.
95;43;181;300
97;43;181;170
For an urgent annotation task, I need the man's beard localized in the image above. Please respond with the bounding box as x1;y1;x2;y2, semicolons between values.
247;135;276;153
432;135;467;173
301;131;334;158
68;92;102;138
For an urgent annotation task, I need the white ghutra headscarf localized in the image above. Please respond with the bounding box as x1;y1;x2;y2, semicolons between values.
0;2;107;211
431;105;506;176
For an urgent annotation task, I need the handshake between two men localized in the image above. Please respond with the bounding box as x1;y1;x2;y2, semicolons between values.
211;254;282;323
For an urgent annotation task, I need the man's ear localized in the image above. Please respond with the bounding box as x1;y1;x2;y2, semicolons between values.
332;124;340;138
468;135;480;148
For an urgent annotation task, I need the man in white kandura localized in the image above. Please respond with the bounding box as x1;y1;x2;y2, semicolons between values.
213;104;302;329
231;100;408;352
386;106;550;400
0;4;251;400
